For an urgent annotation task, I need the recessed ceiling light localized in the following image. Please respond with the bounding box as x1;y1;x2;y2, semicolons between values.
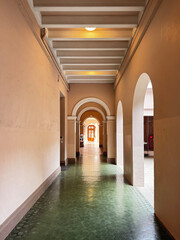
85;27;96;31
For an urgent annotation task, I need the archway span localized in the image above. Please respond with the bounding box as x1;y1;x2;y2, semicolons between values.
77;107;106;121
132;73;154;186
72;97;111;116
82;116;100;124
116;101;123;170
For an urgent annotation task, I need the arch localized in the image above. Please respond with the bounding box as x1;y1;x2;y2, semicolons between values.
83;117;100;144
72;97;111;116
132;73;154;186
116;101;124;170
77;107;106;121
82;116;100;124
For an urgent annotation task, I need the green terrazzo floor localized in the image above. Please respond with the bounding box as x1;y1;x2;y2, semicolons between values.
6;144;173;240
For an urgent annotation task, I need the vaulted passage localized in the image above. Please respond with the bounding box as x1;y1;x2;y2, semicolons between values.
1;1;180;239
6;144;172;240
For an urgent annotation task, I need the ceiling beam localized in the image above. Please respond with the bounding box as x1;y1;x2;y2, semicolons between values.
56;50;125;57
33;0;146;7
53;40;129;49
68;79;114;84
47;28;133;40
63;65;120;71
41;15;138;28
67;75;116;80
34;6;144;12
60;58;122;64
64;70;117;76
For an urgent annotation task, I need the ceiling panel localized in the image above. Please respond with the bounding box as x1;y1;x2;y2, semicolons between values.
27;0;147;83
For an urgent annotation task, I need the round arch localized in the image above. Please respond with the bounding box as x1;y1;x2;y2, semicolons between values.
116;101;124;170
83;117;100;144
77;107;106;121
132;73;154;186
72;97;111;116
82;116;100;124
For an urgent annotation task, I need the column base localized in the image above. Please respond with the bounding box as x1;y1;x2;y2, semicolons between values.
67;158;76;164
60;159;68;166
107;158;116;165
76;152;80;157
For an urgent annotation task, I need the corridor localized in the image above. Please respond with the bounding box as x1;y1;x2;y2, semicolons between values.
7;144;172;240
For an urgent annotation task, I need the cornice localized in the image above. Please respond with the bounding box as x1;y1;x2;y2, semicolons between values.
106;116;116;121
15;0;69;91
67;116;77;120
114;0;162;89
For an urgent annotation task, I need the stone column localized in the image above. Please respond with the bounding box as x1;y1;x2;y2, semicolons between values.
67;116;76;163
76;120;80;157
103;121;107;156
107;116;116;164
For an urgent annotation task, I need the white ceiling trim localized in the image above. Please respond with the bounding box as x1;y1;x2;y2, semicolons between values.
34;7;144;12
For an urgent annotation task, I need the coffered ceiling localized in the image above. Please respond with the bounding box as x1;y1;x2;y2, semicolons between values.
27;0;148;84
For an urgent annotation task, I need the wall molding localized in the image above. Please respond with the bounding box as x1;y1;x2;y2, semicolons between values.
77;107;106;121
68;116;77;120
114;0;162;89
72;97;111;116
0;167;60;240
106;116;116;120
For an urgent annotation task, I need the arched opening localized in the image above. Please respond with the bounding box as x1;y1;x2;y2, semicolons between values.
76;106;107;157
116;101;124;171
72;97;111;116
70;97;114;161
133;73;154;206
83;117;99;146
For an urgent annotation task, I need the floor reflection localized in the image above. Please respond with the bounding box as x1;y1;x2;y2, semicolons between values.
7;143;173;240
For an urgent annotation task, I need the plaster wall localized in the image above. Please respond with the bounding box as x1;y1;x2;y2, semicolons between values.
0;0;67;225
68;84;115;116
115;1;180;238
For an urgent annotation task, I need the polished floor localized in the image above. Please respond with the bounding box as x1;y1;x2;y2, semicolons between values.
137;157;154;207
6;144;173;240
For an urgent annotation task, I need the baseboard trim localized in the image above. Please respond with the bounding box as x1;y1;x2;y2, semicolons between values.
154;214;175;240
60;159;68;166
68;158;76;164
107;158;116;164
0;166;60;240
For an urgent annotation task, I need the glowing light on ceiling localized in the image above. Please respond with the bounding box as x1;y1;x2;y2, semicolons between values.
85;27;96;31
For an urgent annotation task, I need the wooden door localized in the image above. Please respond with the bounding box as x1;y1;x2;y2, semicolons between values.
87;125;95;141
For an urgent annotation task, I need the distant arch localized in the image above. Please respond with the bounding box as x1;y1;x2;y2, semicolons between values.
77;107;106;121
72;97;111;116
83;116;100;124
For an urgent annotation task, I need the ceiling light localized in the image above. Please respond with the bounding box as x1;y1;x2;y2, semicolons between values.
85;27;96;31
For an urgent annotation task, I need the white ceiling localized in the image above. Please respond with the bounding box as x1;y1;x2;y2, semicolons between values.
27;0;147;84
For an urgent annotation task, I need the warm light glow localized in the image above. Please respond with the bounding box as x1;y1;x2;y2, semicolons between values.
85;27;96;31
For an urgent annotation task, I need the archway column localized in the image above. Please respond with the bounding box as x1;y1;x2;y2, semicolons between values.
103;121;107;155
76;120;80;157
107;116;116;164
67;116;76;164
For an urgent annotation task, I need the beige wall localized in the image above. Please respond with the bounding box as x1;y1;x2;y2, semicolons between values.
68;83;115;115
115;1;180;238
67;83;115;159
0;0;67;225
